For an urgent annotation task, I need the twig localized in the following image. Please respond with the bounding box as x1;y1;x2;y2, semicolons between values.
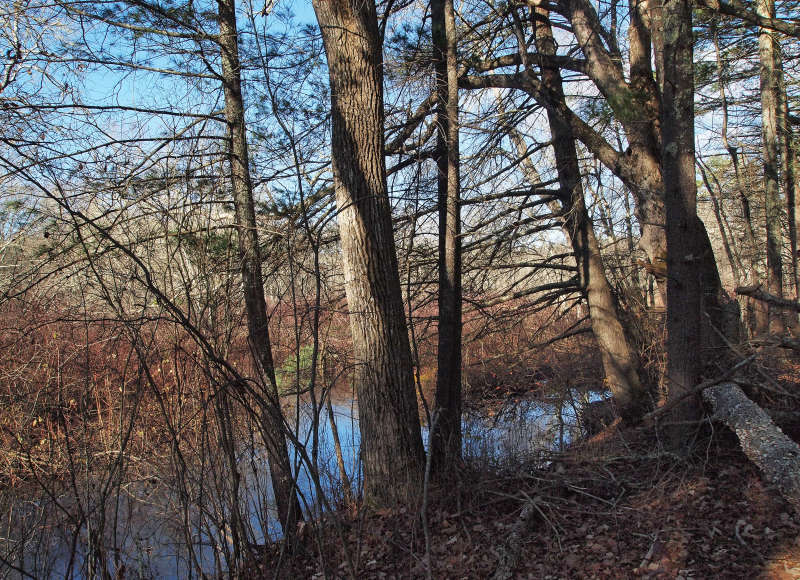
420;410;439;580
643;353;757;424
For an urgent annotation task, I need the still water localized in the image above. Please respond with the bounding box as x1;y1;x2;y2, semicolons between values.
1;392;603;578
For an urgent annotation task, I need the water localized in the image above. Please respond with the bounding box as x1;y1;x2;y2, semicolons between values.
1;390;607;579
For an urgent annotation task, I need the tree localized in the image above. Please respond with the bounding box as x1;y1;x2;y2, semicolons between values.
430;0;463;474
661;0;704;427
758;0;786;333
477;3;649;423
527;3;648;422
312;0;425;504
217;0;302;538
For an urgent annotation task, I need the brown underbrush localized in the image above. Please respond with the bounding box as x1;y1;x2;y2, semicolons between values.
4;289;797;579
251;426;800;579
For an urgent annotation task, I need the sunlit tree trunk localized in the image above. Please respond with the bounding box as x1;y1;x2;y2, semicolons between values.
758;0;785;333
312;0;425;504
530;7;648;422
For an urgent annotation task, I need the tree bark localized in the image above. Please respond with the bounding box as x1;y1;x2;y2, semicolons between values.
430;0;463;474
661;0;703;425
312;0;425;505
758;0;786;333
217;0;302;538
704;383;800;514
736;285;800;312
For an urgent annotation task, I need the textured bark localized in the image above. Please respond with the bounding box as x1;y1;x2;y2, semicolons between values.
758;0;786;333
704;383;800;514
217;0;302;537
662;0;702;423
489;502;535;580
430;0;463;473
312;0;425;504
529;8;648;422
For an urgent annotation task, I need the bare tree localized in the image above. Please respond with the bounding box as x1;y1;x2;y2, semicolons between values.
217;0;302;539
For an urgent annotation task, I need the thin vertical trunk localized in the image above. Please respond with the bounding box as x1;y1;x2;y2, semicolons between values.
791;138;800;303
778;56;800;310
217;0;302;537
213;391;246;569
312;0;425;505
713;23;767;335
430;0;462;474
627;0;669;307
758;0;785;333
698;160;742;287
662;0;702;425
322;351;352;503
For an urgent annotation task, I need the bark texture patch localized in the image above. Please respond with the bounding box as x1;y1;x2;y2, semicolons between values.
704;382;800;513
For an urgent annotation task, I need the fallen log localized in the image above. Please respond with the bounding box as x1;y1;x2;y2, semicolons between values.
490;502;535;580
703;382;800;514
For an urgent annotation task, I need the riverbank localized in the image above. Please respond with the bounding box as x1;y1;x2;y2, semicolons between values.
248;426;800;579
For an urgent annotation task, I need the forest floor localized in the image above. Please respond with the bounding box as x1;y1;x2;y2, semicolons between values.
251;419;800;579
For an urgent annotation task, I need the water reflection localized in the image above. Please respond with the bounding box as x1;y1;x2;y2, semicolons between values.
2;391;607;578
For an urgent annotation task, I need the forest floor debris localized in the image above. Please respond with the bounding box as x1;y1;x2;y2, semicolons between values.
251;427;800;579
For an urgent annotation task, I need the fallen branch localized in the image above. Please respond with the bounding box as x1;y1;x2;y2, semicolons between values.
750;335;800;351
736;285;800;312
703;382;800;514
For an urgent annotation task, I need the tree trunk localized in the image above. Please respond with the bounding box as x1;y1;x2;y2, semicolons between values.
217;0;302;537
323;351;352;504
704;383;800;514
778;55;800;329
758;0;786;333
312;0;425;505
661;0;703;426
529;7;648;422
430;0;463;474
